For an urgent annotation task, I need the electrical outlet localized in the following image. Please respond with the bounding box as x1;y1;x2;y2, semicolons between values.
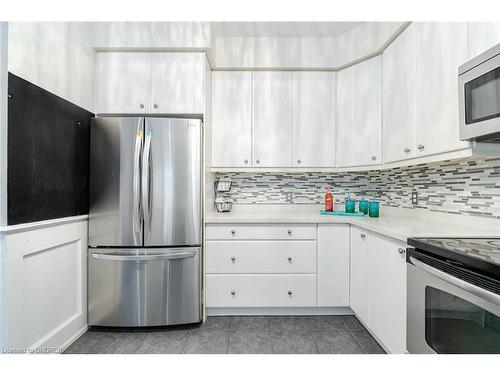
285;192;293;203
411;190;419;205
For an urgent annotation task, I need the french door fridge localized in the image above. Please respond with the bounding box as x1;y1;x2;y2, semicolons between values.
88;117;202;327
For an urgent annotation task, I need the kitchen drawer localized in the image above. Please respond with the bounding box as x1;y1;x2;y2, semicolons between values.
206;240;316;274
205;223;316;240
206;274;317;307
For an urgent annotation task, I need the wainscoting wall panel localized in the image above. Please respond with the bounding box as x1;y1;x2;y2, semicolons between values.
0;217;87;352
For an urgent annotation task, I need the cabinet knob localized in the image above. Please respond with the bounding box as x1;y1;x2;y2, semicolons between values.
287;229;292;235
230;230;235;235
371;155;377;161
231;290;236;296
231;256;236;263
244;159;248;164
288;256;293;263
139;103;145;109
297;159;301;164
404;148;411;154
256;159;260;164
360;233;367;239
288;290;293;297
153;103;159;109
398;248;406;255
418;144;425;151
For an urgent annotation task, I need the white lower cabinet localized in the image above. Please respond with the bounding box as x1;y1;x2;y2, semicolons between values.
317;224;350;307
206;240;316;274
206;274;317;307
350;226;371;324
205;223;350;309
350;226;407;354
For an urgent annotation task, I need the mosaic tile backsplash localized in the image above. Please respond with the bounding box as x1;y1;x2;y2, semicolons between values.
215;157;500;218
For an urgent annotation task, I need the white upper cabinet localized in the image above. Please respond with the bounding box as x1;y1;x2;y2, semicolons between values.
292;72;335;167
415;22;469;156
150;53;205;114
252;72;293;167
337;56;382;168
96;53;150;114
96;52;205;115
211;71;252;168
468;22;500;59
383;24;417;163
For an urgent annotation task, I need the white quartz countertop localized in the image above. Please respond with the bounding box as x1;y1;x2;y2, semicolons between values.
205;204;500;243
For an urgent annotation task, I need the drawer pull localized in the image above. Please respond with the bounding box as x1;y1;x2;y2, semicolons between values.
287;229;292;235
230;230;235;236
288;256;293;263
231;290;236;296
360;233;366;239
231;256;236;263
288;290;293;297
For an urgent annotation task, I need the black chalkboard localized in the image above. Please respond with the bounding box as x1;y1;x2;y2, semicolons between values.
7;73;93;225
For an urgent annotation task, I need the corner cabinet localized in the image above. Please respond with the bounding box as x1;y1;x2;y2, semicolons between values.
252;72;294;167
96;52;205;115
336;56;382;168
350;226;407;354
211;71;252;168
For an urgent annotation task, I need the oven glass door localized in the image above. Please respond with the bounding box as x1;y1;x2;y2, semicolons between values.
464;66;500;125
425;286;500;353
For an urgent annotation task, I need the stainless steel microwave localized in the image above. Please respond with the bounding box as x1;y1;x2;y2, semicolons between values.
459;43;500;142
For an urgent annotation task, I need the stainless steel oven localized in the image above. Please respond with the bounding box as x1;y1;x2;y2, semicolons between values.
459;43;500;142
407;238;500;354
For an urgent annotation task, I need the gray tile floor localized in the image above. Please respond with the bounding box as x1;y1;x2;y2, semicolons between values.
64;315;385;354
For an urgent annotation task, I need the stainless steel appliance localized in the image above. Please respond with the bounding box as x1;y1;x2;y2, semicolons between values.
407;238;500;354
88;117;203;327
459;43;500;142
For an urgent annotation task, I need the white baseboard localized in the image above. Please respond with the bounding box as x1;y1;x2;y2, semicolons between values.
207;307;353;316
59;325;88;353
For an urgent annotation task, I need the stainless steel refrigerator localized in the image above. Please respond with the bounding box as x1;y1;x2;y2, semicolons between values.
88;117;202;327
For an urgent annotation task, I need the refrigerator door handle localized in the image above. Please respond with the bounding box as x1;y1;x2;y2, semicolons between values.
132;121;143;245
142;129;152;244
91;250;197;262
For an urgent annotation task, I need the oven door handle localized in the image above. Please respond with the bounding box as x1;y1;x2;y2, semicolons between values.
409;256;500;307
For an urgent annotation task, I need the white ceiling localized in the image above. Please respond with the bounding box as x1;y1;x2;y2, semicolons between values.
210;22;365;38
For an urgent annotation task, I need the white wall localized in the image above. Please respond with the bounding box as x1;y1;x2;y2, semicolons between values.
468;22;500;58
8;22;96;112
0;22;7;228
213;22;406;69
92;22;211;50
0;218;88;352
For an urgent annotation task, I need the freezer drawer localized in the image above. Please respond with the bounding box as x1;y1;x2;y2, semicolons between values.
89;247;201;327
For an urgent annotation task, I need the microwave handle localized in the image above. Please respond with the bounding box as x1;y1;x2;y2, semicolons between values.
409;256;500;307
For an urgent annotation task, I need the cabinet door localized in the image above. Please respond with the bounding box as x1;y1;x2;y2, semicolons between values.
415;22;469;156
252;72;293;167
383;24;417;163
292;72;335;167
317;224;349;307
150;53;205;114
369;233;407;354
350;226;370;324
468;22;500;59
337;56;382;167
96;53;150;114
211;72;252;167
